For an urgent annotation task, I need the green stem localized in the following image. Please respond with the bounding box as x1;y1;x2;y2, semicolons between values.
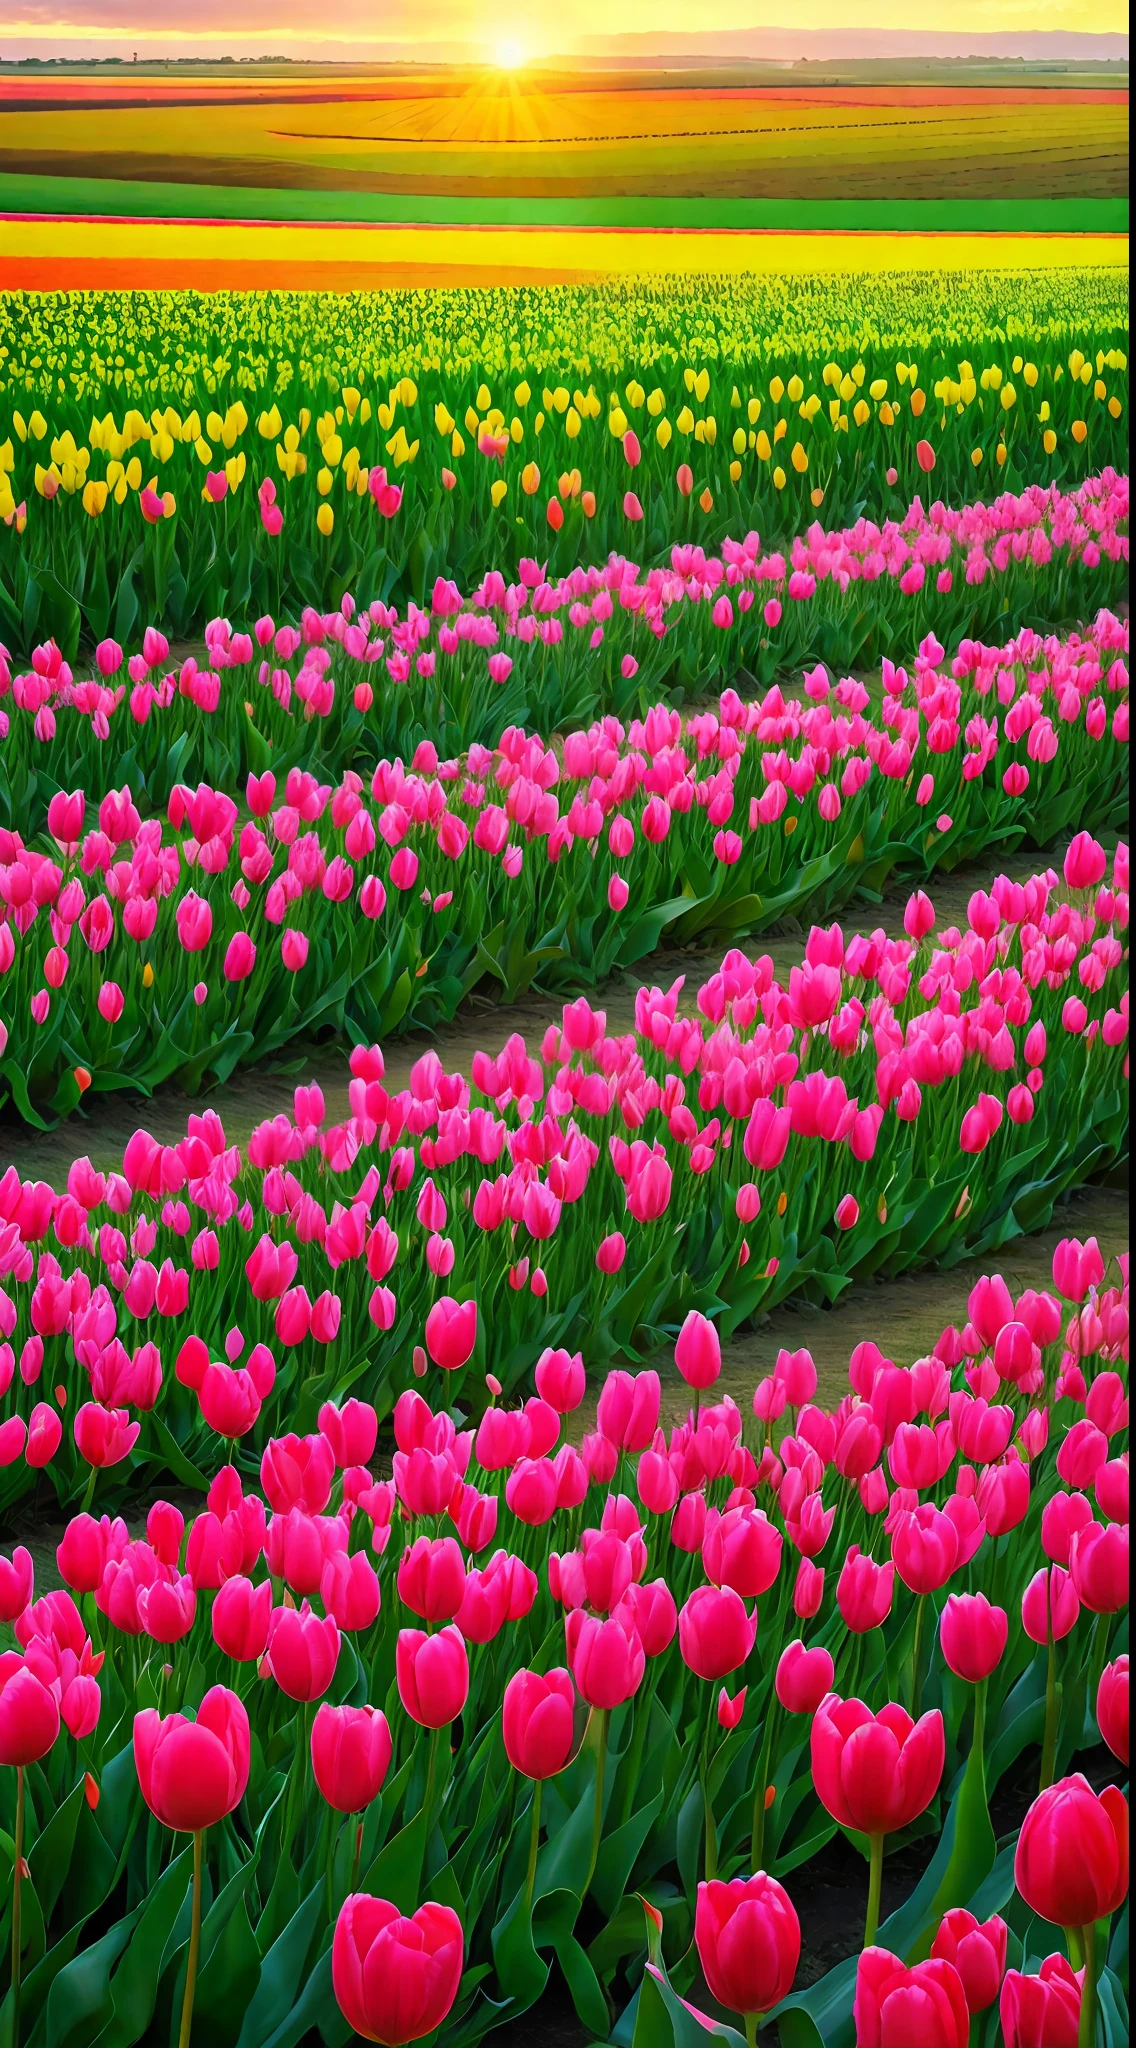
350;1820;363;1897
421;1724;442;1833
700;1693;717;1883
523;1779;542;1915
864;1832;885;1949
11;1765;24;2048
80;1464;98;1515
910;1593;927;1718
583;1709;608;1897
750;1698;780;1874
744;2014;760;2048
1040;1630;1061;1794
1077;1920;1098;2048
325;1813;337;1927
178;1828;204;2048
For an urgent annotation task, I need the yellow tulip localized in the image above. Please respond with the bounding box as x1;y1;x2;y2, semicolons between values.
747;397;761;424
514;381;531;407
787;375;803;403
566;408;581;439
317;503;334;536
869;378;888;401
756;430;771;461
28;411;47;440
435;403;455;435
317;466;334;496
1071;419;1088;443
647;388;665;417
342;387;360;420
772;466;786;490
729;459;742;482
1043;429;1058;454
732;427;746;456
521;461;540;495
790;441;808;472
694;369;710;403
656;419;672;449
490;478;508;507
258;404;282;438
82;479;108;516
769;376;785;403
698;486;713;511
476;383;491;412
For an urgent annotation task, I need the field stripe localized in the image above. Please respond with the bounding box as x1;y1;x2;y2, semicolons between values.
0;172;1126;236
0;213;1127;286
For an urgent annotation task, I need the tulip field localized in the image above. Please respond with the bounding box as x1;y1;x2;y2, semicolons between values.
0;237;1129;2048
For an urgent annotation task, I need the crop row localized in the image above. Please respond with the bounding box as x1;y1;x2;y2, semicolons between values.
0;474;1128;799
0;1235;1126;2046
0;596;1127;1123
0;836;1126;1520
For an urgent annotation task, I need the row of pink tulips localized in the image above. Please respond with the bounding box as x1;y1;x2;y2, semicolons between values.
0;838;1126;1517
0;1234;1126;2045
0;611;1127;1122
0;476;1127;826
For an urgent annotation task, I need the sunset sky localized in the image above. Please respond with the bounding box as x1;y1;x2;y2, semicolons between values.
0;0;1127;62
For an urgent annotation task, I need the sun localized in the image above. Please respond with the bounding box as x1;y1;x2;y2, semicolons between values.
493;35;526;68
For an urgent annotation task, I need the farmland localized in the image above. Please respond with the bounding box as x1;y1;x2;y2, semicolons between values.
0;62;1127;203
0;40;1128;2048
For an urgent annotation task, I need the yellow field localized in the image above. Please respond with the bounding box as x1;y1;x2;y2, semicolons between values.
0;213;1126;290
0;77;1126;199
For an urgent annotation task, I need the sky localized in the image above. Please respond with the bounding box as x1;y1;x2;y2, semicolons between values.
0;0;1127;62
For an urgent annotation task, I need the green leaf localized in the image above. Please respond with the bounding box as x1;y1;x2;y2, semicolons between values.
101;1845;192;2048
41;1910;141;2048
235;1884;323;2048
359;1805;426;1913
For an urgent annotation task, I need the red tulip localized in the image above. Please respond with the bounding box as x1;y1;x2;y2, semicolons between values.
397;1536;466;1623
890;1504;958;1595
1021;1564;1080;1645
424;1297;477;1371
999;1954;1082;2048
266;1602;341;1701
678;1585;757;1681
702;1505;782;1599
938;1593;1008;1683
502;1667;576;1779
73;1402;139;1469
854;1946;969;2048
332;1895;463;2047
694;1874;800;2018
1069;1519;1128;1612
0;1547;33;1624
837;1547;895;1632
0;1653;60;1764
565;1608;644;1709
133;1685;249;1830
396;1626;469;1728
1097;1655;1129;1765
1014;1775;1128;1928
675;1311;721;1391
318;1397;378;1469
311;1702;392;1814
615;1578;677;1658
596;1369;660;1452
931;1908;1008;2013
211;1575;272;1662
775;1639;835;1714
811;1695;944;1837
321;1550;382;1632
